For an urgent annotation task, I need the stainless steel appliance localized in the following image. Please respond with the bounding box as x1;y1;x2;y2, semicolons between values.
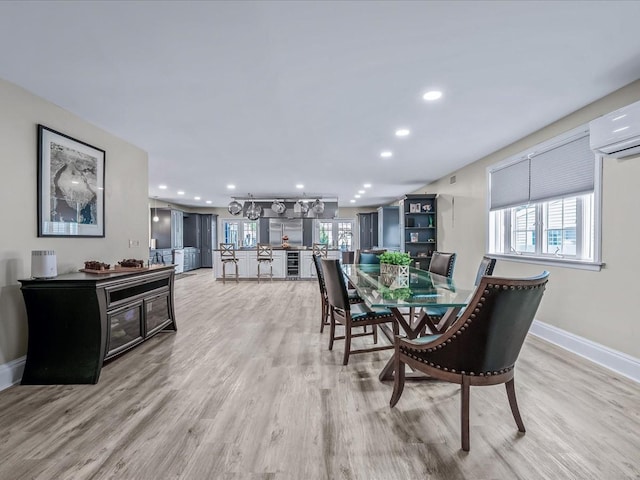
269;219;303;246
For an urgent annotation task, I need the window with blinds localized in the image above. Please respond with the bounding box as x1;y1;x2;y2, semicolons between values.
487;125;601;266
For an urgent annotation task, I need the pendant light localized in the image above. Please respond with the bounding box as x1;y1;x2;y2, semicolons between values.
246;195;262;220
311;198;325;214
152;196;159;222
271;200;286;214
228;199;243;215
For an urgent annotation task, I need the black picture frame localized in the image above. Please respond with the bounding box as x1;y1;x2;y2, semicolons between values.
37;125;105;237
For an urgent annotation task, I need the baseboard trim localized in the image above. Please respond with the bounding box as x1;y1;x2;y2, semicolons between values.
0;356;25;392
530;320;640;383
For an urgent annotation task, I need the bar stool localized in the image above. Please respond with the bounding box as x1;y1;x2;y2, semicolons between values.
311;243;328;279
257;244;273;282
312;243;328;258
219;243;239;284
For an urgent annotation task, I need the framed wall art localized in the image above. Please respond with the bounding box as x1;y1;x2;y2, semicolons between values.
37;125;105;237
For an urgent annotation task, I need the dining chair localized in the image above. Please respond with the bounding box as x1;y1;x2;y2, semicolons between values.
354;249;387;265
219;243;239;284
427;251;457;278
474;255;497;286
390;271;550;451
322;258;398;365
403;252;456;330
312;254;363;333
425;255;496;326
256;244;273;283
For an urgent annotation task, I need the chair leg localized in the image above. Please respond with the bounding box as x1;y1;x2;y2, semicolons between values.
222;262;226;284
235;262;239;283
342;324;351;365
320;298;327;333
257;262;261;283
505;378;526;433
328;310;336;351
390;348;405;407
461;375;471;452
373;324;378;344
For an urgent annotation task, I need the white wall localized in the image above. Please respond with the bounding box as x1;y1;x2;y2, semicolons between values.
0;78;149;366
415;80;640;358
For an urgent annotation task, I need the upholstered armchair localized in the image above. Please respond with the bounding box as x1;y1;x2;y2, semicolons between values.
390;271;549;451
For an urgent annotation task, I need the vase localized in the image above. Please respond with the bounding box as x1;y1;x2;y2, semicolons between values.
379;263;409;288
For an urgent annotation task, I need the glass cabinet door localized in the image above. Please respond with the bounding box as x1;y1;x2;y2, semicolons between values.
144;293;171;335
107;301;143;358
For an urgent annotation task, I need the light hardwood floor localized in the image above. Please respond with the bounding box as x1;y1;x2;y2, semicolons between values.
0;269;638;479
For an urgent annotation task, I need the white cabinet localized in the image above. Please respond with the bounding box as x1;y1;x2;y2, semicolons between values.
271;251;286;278
300;250;341;279
214;249;286;279
242;251;258;278
300;251;314;279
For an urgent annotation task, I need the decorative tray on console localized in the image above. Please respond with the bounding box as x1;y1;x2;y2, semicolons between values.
80;259;147;274
80;266;149;274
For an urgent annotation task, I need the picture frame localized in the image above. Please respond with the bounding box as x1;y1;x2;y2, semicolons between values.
409;203;421;213
37;125;105;237
410;232;419;242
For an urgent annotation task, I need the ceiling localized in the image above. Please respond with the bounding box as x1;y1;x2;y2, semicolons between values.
1;1;640;208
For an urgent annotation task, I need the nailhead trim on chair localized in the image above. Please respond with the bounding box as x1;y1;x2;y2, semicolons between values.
401;280;546;375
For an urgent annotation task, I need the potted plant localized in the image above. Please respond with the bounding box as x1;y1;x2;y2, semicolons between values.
378;251;411;288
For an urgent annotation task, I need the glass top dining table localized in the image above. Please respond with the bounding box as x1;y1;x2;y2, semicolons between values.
342;264;473;310
343;263;474;381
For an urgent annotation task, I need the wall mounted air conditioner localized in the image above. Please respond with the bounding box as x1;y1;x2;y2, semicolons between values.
589;99;640;158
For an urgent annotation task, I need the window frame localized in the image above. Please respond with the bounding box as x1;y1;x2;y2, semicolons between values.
220;218;259;249
313;218;355;250
486;125;603;271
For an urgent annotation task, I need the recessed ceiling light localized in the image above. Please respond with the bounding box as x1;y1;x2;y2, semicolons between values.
296;184;304;189
350;199;356;203
177;191;185;195
194;196;201;200
158;184;167;189
395;128;410;137
227;184;236;190
71;180;79;184
380;151;393;158
358;190;365;194
423;90;443;101
355;194;361;198
363;183;372;188
206;200;212;204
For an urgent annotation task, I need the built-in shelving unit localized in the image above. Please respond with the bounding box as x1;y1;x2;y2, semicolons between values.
400;194;437;270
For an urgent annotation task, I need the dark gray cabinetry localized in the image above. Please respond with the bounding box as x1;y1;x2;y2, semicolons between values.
182;247;201;272
358;212;379;250
149;248;173;266
400;194;437;269
377;206;400;249
183;213;200;249
171;210;184;249
151;209;183;249
200;214;216;268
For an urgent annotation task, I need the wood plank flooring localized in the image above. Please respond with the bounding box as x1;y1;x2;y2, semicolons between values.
0;269;638;479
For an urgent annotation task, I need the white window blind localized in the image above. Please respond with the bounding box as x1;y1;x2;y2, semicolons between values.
489;159;529;210
490;133;594;211
529;135;593;202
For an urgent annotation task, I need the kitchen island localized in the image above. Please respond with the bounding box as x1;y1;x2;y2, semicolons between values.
213;247;342;280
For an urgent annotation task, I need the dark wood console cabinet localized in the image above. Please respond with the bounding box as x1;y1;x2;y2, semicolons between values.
19;265;177;385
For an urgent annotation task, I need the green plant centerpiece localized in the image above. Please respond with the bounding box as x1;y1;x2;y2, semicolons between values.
378;251;411;288
378;251;412;266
